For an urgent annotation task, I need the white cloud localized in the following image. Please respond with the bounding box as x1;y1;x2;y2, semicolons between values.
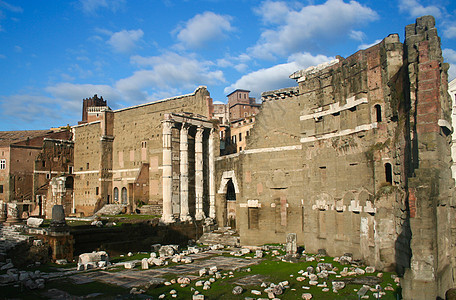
444;25;456;39
175;11;234;49
0;1;23;13
350;30;366;42
78;0;125;14
357;39;382;50
254;1;291;25
45;82;121;109
121;52;225;101
107;29;144;53
235;63;249;72
225;52;333;98
398;0;442;19
0;94;65;127
249;0;378;60
443;48;456;81
14;45;22;52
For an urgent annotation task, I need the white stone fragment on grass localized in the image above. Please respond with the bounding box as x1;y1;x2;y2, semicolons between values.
124;261;136;269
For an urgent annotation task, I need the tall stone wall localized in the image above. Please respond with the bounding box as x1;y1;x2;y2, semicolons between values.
401;16;456;299
216;19;455;293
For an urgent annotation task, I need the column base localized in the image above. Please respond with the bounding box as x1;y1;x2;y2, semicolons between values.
180;214;192;222
161;214;175;224
195;211;206;221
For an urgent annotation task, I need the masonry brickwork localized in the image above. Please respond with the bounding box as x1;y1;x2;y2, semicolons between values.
72;87;214;217
214;16;455;299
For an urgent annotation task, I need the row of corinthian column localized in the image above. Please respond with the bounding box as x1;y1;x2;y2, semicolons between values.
162;119;215;223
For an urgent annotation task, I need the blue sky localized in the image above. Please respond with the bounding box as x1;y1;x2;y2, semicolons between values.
0;0;455;130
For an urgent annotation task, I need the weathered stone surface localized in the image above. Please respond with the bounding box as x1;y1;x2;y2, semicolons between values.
78;251;109;270
27;217;44;228
232;286;243;295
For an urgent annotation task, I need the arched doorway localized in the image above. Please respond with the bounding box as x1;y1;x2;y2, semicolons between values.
121;187;128;204
114;187;119;203
226;179;236;228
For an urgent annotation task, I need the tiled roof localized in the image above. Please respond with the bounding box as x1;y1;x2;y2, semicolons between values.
0;130;52;147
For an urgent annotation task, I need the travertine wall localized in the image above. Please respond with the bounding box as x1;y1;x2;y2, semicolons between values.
215;16;455;297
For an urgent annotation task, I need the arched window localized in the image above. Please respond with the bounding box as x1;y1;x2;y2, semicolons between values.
226;179;236;201
114;187;119;203
121;187;128;204
374;104;382;122
385;163;392;184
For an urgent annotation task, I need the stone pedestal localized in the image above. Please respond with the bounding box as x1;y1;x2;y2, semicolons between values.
49;205;68;233
0;201;7;222
6;203;21;224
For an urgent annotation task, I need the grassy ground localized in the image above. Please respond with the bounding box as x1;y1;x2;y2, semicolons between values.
144;251;401;299
1;248;401;299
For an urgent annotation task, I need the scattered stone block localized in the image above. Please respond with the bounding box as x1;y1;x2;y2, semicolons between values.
78;251;109;271
27;217;44;228
251;289;262;295
141;258;149;269
332;281;345;291
302;293;313;299
55;259;67;265
124;261;136;269
232;286;243;295
159;245;176;257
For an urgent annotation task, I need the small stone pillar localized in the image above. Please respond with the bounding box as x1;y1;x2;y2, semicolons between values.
195;126;205;220
49;205;68;233
6;202;21;224
286;233;297;256
46;204;73;262
180;123;191;222
0;201;7;222
161;119;174;224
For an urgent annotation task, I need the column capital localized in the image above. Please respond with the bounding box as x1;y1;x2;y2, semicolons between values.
162;120;173;133
195;126;204;139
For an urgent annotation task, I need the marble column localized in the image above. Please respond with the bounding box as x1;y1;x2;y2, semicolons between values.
195;126;205;220
208;128;216;219
161;120;174;223
180;123;191;222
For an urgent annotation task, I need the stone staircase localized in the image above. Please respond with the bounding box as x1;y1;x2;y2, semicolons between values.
137;204;162;215
0;224;32;254
94;204;127;216
197;227;240;247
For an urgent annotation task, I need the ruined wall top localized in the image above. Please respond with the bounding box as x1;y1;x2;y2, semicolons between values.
289;59;340;82
261;87;299;102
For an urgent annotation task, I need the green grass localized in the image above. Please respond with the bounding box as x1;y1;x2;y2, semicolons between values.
2;249;401;299
144;254;401;299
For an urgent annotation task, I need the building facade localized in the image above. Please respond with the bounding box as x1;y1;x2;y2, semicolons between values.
0;129;73;218
72;86;216;220
214;16;455;299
